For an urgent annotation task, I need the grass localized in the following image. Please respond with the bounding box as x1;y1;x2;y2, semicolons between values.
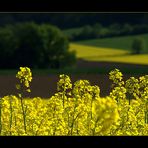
70;43;129;58
0;67;148;76
84;54;148;65
0;69;18;75
75;34;148;53
70;43;148;65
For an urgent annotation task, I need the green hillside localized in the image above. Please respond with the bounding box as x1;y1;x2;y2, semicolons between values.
70;43;148;65
75;34;148;53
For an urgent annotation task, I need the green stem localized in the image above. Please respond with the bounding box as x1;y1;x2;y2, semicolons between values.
88;98;93;134
20;85;27;133
92;117;100;136
63;92;65;108
71;112;81;135
9;96;13;135
0;98;2;135
70;98;77;135
20;97;27;133
91;99;93;120
92;122;97;136
53;105;56;136
62;75;66;108
35;113;47;136
145;111;147;124
146;102;148;124
67;111;70;135
14;112;18;134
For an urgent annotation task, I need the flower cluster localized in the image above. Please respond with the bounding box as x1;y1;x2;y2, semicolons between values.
16;67;32;93
0;67;147;136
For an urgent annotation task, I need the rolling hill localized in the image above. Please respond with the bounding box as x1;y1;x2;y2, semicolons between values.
75;34;148;53
70;43;148;65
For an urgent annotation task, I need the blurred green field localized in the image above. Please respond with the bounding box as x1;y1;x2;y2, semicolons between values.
75;34;148;53
70;43;148;65
85;54;148;65
70;43;129;58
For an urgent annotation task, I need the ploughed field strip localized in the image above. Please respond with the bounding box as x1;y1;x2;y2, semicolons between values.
0;59;147;98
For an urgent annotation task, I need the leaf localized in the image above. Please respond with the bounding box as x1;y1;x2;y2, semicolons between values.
26;89;31;93
16;84;21;90
18;93;22;98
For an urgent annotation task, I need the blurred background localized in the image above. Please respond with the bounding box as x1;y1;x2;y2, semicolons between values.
0;13;148;98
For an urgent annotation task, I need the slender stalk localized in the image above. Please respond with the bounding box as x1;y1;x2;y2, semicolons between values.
129;98;131;105
76;120;79;135
92;122;97;136
52;105;56;136
14;112;17;126
70;97;77;135
0;98;2;135
90;99;93;120
20;85;27;133
146;102;148;124
9;96;13;135
92;116;100;136
62;92;65;108
67;109;70;135
62;75;66;108
88;98;93;134
70;112;80;135
20;97;27;133
14;112;18;135
35;113;47;136
145;111;147;124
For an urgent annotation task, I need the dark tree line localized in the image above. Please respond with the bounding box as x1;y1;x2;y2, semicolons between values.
0;22;76;69
64;23;148;41
0;13;147;29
